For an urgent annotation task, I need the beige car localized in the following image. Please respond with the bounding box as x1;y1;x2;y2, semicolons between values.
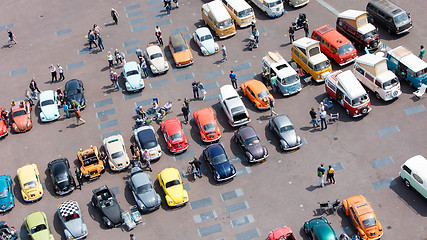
103;134;130;171
144;44;169;74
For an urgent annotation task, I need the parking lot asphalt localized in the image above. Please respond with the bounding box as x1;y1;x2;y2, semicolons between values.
0;0;426;239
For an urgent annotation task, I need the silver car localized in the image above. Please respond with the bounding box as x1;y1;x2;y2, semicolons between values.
269;114;302;151
128;167;161;212
57;200;88;240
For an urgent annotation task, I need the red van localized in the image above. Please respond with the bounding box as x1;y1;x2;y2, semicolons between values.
312;24;357;66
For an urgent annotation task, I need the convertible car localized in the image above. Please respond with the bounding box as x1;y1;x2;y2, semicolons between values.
57;200;88;240
91;185;123;228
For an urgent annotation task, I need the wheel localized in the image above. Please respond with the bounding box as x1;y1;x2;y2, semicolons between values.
387;27;392;34
409;81;414;88
346;109;350;115
361;107;368;114
405;179;411;188
375;92;381;99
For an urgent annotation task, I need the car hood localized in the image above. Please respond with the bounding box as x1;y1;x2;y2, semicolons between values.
126;75;144;88
137;190;159;208
214;161;232;178
279;131;298;146
167;185;184;203
67;93;83;104
151;58;167;71
103;205;122;225
13;116;30;131
64;218;85;238
247;144;265;158
56;179;72;191
201;40;218;54
173;50;192;63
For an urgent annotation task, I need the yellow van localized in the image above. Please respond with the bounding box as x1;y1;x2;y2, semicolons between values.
222;0;255;28
202;0;236;39
291;37;332;82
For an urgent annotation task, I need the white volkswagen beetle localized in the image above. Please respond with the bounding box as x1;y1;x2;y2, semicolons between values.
144;44;169;74
193;27;219;56
103;134;130;171
39;90;60;122
122;61;145;92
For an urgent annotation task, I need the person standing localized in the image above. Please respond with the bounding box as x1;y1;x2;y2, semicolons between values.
75;108;86;126
75;168;83;189
173;0;179;8
49;65;57;83
192;80;200;99
229;70;238;89
62;101;70;118
184;97;190;112
135;47;143;64
143;149;152;172
141;59;149;78
113;72;120;91
288;27;295;44
57;64;65;81
268;96;277;116
327;165;335;184
181;103;189;124
130;142;139;161
7;29;17;47
199;82;206;100
419;45;425;60
121;52;126;64
114;49;123;65
253;27;260;47
221;45;227;62
320;109;327;130
317;164;325;188
88;30;97;50
309;107;319;128
107;51;114;67
155;26;163;46
29;78;40;99
318;102;325;113
97;34;104;51
93;24;101;36
130;234;136;240
165;0;171;15
25;90;34;106
111;8;119;24
304;21;309;37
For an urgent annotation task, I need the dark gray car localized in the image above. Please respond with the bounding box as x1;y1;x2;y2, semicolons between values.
91;185;123;228
269;114;302;151
57;200;88;240
128;167;161;213
233;126;268;163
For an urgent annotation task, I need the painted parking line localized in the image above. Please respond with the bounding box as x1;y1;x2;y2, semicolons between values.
110;187;120;195
172;66;188;73
189;197;213;210
220;188;244;201
315;0;340;16
301;137;307;145
129;17;146;25
183;33;191;40
229;154;245;164
331;162;344;171
238;72;256;82
204;92;219;102
147;0;163;5
372;178;397;190
176;72;195;82
125;47;138;55
126;10;143;18
96;108;116;119
123;92;142;101
198;223;222;237
99;119;119;130
150;5;164;12
194;210;217;223
94;98;113;108
235;228;260;240
0;24;13;31
78;47;90;55
230;214;255;228
152;13;169;19
156;19;172;26
171;27;189;35
123;39;140;48
404;104;425;116
370;156;394;169
183;183;190;191
377;125;400;137
232;62;252;72
125;4;141;11
101;130;121;140
236;167;251;177
174;149;195;161
131;25;149;32
225;201;249;214
10;67;27;76
205;70;224;79
66;61;84;70
204;82;219;90
150;79;169;88
135;98;153;107
55;28;72;36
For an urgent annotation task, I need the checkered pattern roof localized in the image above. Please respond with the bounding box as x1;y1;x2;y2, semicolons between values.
59;200;79;218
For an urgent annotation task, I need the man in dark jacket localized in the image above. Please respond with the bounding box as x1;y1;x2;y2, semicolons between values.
181;103;189;124
309;107;319;127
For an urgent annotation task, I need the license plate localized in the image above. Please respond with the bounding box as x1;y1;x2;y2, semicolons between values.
90;171;98;175
151;153;155;156
31;194;35;197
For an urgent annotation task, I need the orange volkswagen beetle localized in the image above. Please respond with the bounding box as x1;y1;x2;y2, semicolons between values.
241;80;274;110
342;195;383;240
193;108;221;142
10;100;32;133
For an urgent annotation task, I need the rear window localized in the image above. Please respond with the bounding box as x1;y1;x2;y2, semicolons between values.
362;218;377;228
150;53;163;60
13;110;26;117
126;70;139;76
41;99;54;107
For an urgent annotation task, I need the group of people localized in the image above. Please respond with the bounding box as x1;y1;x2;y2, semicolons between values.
309;102;328;130
135;100;173;126
87;24;105;51
317;163;335;188
191;80;207;100
48;64;65;83
288;13;310;43
107;48;125;68
130;142;152;172
163;0;179;15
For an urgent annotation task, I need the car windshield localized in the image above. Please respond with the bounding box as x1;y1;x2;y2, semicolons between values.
351;94;369;106
244;136;260;146
415;68;427;78
212;154;227;165
65;212;80;222
362;218;377;228
314;60;330;71
218;19;232;29
238;8;253;18
174;44;188;52
338;42;355;56
364;29;378;40
257;91;269;99
41;99;54;107
126;70;139;76
0;190;7;198
382;77;399;90
67;89;80;95
55;173;68;183
394;13;409;25
150;53;163;60
111;151;124;159
13;110;26;117
268;0;282;7
203;123;216;132
279;125;294;132
136;184;152;194
170;132;183;142
165;180;180;188
280;75;299;85
31;224;47;234
23;181;37;189
200;34;213;42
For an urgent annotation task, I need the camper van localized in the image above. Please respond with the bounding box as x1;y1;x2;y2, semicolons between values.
249;0;285;18
222;0;255;28
262;51;301;96
202;0;236;39
400;155;427;199
353;54;401;101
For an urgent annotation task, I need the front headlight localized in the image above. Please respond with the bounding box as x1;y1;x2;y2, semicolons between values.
231;165;236;174
137;200;145;209
176;61;179;65
183;196;187;200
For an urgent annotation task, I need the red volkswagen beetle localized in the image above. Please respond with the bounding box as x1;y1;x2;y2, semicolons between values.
10;101;32;133
0;108;8;138
161;118;189;154
268;226;297;240
193;108;221;142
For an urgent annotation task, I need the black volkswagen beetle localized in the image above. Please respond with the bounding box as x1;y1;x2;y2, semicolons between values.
48;158;76;195
233;126;268;163
64;79;86;111
203;143;236;181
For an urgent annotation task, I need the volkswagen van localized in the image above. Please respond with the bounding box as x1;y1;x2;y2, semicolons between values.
202;0;236;39
249;0;284;18
311;24;357;66
324;70;372;117
400;155;427;199
366;0;413;35
353;54;401;101
291;37;332;82
386;46;427;89
336;10;380;51
222;0;255;28
262;51;301;96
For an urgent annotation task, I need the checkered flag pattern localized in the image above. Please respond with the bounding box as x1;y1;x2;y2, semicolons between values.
59;200;79;218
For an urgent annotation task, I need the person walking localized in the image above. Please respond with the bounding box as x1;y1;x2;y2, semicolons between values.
288;27;295;44
107;51;114;67
49;65;57;83
135;47;143;64
173;0;179;8
143;149;152;172
75;168;83;189
29;78;40;100
309;107;319;128
317;164;326;188
229;71;238;89
97;34;105;51
184;97;190;112
327;165;335;184
121;52;126;64
192;80;200;99
109;69;115;86
141;58;149;78
113;71;120;91
199;82;206;100
57;64;65;81
419;45;425;60
221;45;227;62
155;26;164;46
62;101;70;118
253;27;260;47
75;108;86;126
268;96;277;116
7;29;17;47
304;21;309;37
165;0;172;15
93;24;101;37
181;103;189;124
320;109;327;130
111;8;119;24
130;233;136;240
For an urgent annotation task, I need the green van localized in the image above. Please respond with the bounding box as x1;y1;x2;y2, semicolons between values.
400;155;427;199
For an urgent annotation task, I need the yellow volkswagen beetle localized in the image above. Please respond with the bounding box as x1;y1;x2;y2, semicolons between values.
17;164;44;202
158;168;189;207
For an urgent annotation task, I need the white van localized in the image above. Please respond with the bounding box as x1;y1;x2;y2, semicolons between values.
400;155;427;199
222;0;255;28
249;0;284;18
353;54;401;101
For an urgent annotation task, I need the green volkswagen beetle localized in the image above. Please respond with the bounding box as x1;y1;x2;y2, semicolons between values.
304;217;338;240
24;211;54;240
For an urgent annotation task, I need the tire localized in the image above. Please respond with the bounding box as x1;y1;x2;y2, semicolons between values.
387;27;392;34
361;107;368;115
409;81;414;88
375;92;381;100
405;179;411;188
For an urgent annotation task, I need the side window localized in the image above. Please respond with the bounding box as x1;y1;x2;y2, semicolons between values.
330;46;337;54
389;57;399;66
365;73;375;82
345;96;351;103
301;56;308;64
408;69;415;77
413;173;424;184
292;48;300;57
402;165;412;174
355;65;365;75
313;33;321;41
308;62;314;70
234;10;238;16
203;10;208;17
375;80;382;88
321;39;329;48
385;16;392;22
326;80;337;92
338;20;343;27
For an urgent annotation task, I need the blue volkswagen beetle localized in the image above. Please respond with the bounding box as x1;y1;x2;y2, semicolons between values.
203;143;236;181
0;175;14;213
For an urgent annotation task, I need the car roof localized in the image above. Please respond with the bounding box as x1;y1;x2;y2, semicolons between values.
206;143;225;156
58;200;80;218
223;0;252;12
65;79;80;89
245;80;268;95
220;85;239;100
194;108;215;125
195;27;212;36
293;37;319;50
404;155;427;179
26;211;46;225
160;168;180;182
39;90;55;101
310;53;329;65
146;45;162;56
389;46;427;72
336;70;367;99
161;118;182;134
206;0;230;23
338;9;366;20
314;25;352;48
357;54;385;67
136;127;156;144
264;52;296;78
170;33;186;47
238;126;257;139
123;61;139;71
10;100;27;112
104;134;123;146
131;170;150;186
368;0;404;16
17;164;37;182
273;114;292;126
